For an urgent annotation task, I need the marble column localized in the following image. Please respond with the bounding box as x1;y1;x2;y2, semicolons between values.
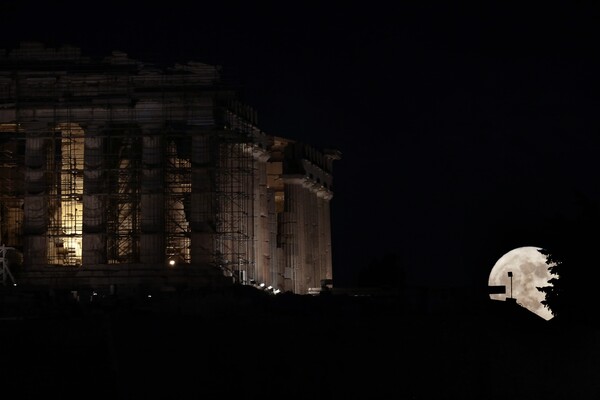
302;179;321;291
280;176;305;292
82;124;107;265
23;122;49;267
317;187;334;283
253;146;270;284
139;126;165;265
190;131;216;265
267;187;282;289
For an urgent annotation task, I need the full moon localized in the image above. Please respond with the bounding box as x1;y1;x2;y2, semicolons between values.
488;246;554;321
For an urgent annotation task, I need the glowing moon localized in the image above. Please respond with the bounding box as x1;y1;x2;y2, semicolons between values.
488;246;554;320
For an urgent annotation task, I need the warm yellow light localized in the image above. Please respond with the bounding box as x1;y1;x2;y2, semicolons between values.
0;123;19;132
169;260;176;266
54;123;84;266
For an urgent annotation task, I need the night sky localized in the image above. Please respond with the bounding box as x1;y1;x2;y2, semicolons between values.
2;2;599;290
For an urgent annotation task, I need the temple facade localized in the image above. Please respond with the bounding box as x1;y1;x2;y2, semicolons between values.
0;42;340;294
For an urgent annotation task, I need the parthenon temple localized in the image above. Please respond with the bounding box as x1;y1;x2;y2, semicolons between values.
0;42;340;295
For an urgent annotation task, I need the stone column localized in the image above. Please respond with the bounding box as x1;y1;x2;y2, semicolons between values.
280;175;305;292
140;126;165;265
190;131;216;266
253;146;270;284
302;179;321;292
238;143;255;284
83;124;107;265
267;187;282;289
317;187;334;283
322;150;340;285
23;122;49;267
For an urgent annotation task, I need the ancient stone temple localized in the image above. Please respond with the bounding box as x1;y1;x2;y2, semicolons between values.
0;42;340;294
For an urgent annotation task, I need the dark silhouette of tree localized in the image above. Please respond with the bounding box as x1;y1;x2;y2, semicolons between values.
537;195;600;327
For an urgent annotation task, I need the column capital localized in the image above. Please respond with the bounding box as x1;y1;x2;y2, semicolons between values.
316;187;333;200
282;174;305;185
299;177;334;200
252;145;270;162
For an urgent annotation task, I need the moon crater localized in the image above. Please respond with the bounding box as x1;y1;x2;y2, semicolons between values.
488;246;554;320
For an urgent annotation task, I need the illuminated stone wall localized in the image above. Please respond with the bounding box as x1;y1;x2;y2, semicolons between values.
0;42;340;293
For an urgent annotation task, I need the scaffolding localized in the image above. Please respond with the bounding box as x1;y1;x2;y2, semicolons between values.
0;42;339;293
215;126;255;282
47;123;84;266
105;125;142;264
164;129;192;264
0;44;256;272
0;123;24;248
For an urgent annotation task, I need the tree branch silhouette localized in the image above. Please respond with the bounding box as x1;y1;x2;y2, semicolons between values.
537;193;600;327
